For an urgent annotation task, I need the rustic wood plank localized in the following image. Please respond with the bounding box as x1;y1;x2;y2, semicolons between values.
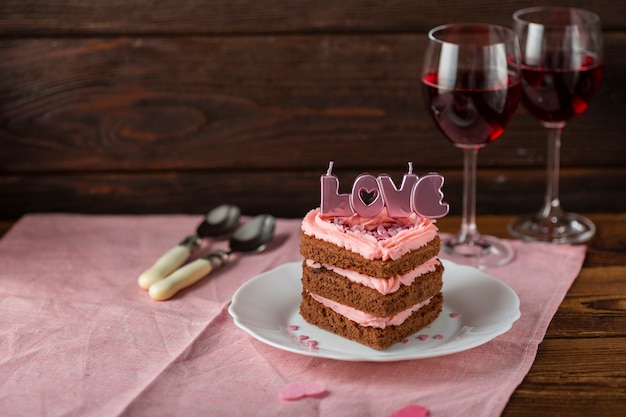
503;338;626;416
547;266;626;337
585;215;626;267
1;167;624;220
438;213;626;266
0;0;624;34
1;34;624;173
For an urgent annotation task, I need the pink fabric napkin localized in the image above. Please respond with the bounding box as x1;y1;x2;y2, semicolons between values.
0;214;586;417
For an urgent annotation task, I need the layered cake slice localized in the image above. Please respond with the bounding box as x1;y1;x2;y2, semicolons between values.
300;206;445;350
298;163;448;350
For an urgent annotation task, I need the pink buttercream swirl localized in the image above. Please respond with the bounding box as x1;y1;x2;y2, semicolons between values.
301;207;438;261
305;258;439;295
309;291;432;329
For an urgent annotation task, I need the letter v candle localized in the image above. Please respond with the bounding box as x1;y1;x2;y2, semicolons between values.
377;162;419;218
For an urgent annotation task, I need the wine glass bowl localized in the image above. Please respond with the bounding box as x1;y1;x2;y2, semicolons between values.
508;7;603;244
422;24;521;268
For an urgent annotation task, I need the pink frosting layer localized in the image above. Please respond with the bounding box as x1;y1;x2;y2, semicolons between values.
309;291;432;329
305;258;440;295
301;208;438;261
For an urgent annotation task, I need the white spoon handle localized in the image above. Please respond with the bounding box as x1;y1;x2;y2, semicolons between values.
138;236;199;289
148;250;230;301
149;258;213;301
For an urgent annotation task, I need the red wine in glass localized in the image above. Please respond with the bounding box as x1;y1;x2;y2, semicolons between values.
509;7;604;244
423;71;521;147
521;53;603;123
421;23;521;268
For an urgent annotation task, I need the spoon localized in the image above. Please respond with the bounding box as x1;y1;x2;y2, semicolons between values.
137;204;241;289
149;214;276;301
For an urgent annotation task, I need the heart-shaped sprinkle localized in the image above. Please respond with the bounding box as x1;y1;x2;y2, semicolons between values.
279;382;326;401
389;404;429;417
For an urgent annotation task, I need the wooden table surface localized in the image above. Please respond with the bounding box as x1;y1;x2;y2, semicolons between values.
1;213;625;416
438;213;626;416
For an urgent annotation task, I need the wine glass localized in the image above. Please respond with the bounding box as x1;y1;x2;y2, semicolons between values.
508;7;603;243
422;24;521;268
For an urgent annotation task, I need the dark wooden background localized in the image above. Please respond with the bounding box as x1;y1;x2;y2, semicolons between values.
1;0;625;220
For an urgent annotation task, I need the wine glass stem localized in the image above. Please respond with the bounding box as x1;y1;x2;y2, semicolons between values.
540;126;565;220
458;147;480;244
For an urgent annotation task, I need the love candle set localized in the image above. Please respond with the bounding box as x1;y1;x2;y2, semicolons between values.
320;161;449;219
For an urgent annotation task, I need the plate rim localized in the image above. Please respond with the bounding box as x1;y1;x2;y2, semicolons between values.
229;259;521;362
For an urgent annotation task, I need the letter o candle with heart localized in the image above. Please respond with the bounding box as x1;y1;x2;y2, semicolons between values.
351;173;385;217
320;161;449;219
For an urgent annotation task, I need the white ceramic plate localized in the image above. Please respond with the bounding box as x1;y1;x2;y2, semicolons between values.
228;260;520;362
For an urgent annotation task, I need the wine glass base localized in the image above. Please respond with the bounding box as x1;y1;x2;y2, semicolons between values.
508;212;595;244
440;234;514;269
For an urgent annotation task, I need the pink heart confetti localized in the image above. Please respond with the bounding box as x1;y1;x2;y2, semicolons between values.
279;382;326;401
389;404;429;417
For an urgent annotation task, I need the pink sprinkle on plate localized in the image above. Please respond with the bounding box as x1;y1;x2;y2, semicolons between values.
306;340;319;351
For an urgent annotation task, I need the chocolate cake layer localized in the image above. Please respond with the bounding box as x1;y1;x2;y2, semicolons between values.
301;262;443;316
300;291;444;350
300;232;441;278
